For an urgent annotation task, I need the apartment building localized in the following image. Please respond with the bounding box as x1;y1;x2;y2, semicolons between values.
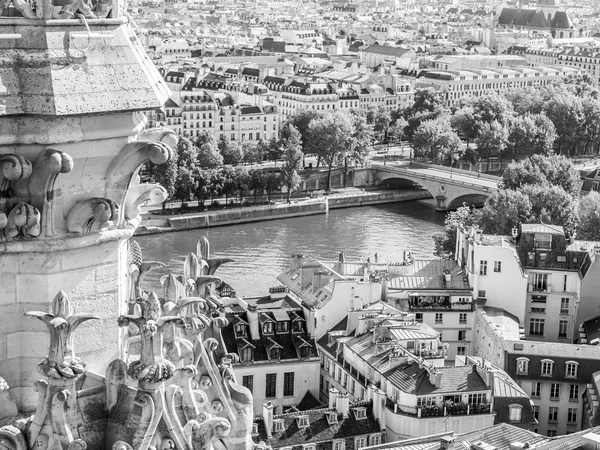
456;227;529;324
318;313;534;441
385;259;474;360
415;66;578;106
524;47;600;88
220;289;320;416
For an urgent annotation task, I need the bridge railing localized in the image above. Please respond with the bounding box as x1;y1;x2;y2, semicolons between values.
371;163;498;192
409;161;502;182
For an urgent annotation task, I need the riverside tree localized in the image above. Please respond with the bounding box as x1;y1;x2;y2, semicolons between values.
412;115;462;164
577;191;600;240
196;132;224;168
308;110;354;191
279;123;304;203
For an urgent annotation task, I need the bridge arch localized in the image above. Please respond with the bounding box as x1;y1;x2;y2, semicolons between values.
446;193;491;210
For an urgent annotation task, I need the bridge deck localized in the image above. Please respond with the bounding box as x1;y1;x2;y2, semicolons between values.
371;162;500;192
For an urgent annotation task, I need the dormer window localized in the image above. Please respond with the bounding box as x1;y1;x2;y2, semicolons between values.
242;347;253;362
293;320;304;333
277;321;289;333
509;404;523;422
271;347;281;360
327;412;338;425
273;420;284;432
235;324;246;337
297;416;309;428
252;424;259;435
263;322;274;335
353;407;367;420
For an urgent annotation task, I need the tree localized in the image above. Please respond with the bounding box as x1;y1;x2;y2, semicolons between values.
248;168;266;204
502;155;581;197
412;116;462;164
562;73;599;99
279;124;304;203
451;106;479;148
366;107;391;142
208;169;225;204
308;111;354;190
345;111;375;186
264;136;283;162
175;136;199;170
470;93;514;128
221;166;237;204
196;132;223;169
233;166;250;203
284;109;322;154
218;138;245;165
580;96;600;154
504;87;544;116
401;88;448;141
577;191;600;240
475;120;509;171
174;166;198;208
543;92;583;155
479;189;532;235
432;205;480;259
264;171;282;202
145;155;178;212
506;113;556;160
242;141;263;164
388;117;407;142
194;168;212;209
523;184;577;233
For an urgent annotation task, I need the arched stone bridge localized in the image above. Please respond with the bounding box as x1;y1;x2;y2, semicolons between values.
371;162;500;211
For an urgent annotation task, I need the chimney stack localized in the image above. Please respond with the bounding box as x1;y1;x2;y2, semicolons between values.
263;401;274;438
328;388;339;409
441;436;455;450
312;270;332;293
335;392;350;418
290;254;304;272
246;304;261;340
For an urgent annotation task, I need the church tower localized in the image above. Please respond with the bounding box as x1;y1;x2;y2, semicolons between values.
0;0;175;411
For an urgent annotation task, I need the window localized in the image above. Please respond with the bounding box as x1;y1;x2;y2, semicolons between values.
478;290;486;298
297;416;309;428
566;362;578;378
266;373;277;398
532;405;539;420
570;384;579;400
458;330;466;341
509;405;522;421
547;430;557;437
327;412;338;425
568;408;577;423
529;319;545;336
558;320;569;338
457;346;467;356
277;321;289;333
353;408;367;419
242;347;253;362
561;298;569;314
550;383;560;399
355;437;367;449
541;360;554;376
435;313;443;324
549;407;558;422
532;382;541;398
532;273;549;291
494;261;502;272
284;372;295;396
459;313;467;324
415;313;423;323
563;275;568;292
516;358;529;375
242;375;253;393
480;260;488;275
534;233;552;250
468;393;487;405
369;435;382;446
332;441;345;450
273;419;284;432
263;322;274;335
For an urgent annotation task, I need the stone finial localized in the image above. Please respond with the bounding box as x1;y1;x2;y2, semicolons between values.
117;292;187;385
25;291;99;379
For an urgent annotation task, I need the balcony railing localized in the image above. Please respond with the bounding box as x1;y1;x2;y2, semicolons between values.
387;401;492;418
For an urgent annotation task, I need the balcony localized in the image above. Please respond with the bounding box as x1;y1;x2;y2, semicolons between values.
418;347;447;359
409;296;451;311
387;401;492;418
530;307;546;314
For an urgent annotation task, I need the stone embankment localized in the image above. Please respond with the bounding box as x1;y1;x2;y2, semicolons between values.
135;188;431;235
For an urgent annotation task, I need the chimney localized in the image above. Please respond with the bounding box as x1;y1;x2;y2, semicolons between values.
246;304;261;341
335;393;350;419
428;369;442;388
262;401;274;438
444;271;452;284
289;254;304;272
441;436;455;450
312;271;332;293
329;388;339;409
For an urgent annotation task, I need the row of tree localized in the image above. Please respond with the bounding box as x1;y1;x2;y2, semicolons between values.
433;154;600;258
402;74;600;168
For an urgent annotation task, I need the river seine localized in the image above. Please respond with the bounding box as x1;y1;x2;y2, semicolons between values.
136;199;445;297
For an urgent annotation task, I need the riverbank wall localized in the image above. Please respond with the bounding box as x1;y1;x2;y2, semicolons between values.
135;188;431;235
